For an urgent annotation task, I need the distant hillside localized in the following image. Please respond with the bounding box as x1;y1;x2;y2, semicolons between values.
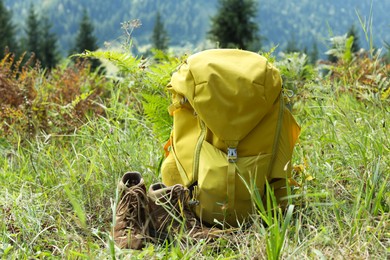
4;0;390;57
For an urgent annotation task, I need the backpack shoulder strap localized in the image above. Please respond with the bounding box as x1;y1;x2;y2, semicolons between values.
267;93;285;177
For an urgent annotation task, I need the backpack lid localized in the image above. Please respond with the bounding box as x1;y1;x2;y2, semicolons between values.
168;49;282;142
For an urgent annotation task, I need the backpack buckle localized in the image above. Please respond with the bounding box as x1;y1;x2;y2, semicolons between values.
227;147;237;163
180;97;188;104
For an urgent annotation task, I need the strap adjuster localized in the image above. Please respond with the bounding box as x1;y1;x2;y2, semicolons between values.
227;147;237;163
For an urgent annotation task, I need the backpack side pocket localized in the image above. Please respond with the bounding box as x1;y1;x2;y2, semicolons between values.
194;140;272;226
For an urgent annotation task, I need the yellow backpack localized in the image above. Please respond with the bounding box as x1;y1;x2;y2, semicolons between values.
161;49;300;227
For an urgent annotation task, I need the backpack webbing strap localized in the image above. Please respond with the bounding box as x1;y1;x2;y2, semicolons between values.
168;94;187;116
226;141;239;209
227;161;236;208
267;93;285;177
170;143;190;185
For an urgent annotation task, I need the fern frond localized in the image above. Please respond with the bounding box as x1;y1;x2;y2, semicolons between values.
142;93;172;142
75;50;140;74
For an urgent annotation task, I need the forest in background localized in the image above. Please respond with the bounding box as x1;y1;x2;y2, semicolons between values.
4;0;390;57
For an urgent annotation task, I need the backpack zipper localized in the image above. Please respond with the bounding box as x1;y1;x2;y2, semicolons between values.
193;119;206;182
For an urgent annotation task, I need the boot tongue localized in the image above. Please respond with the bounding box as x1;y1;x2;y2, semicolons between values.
148;184;188;204
148;183;169;202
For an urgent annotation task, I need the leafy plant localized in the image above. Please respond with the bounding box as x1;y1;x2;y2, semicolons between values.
325;34;355;64
275;52;316;106
251;181;294;260
78;47;182;143
319;34;390;100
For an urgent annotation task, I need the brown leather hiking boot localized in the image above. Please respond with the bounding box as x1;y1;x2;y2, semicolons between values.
147;183;221;242
113;172;152;249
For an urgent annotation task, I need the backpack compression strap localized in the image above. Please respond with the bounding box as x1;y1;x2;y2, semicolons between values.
226;93;285;210
226;141;239;209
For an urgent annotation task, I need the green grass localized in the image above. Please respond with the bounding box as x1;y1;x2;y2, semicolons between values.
1;54;389;259
286;92;389;258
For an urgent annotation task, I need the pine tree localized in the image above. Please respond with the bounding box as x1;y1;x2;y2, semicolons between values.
208;0;260;50
24;4;41;59
285;36;300;53
72;10;99;54
72;9;99;70
151;11;169;51
0;0;18;56
385;41;390;64
41;16;60;69
22;5;60;68
309;41;319;64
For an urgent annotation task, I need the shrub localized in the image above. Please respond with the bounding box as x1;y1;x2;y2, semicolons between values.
320;35;390;100
0;53;110;145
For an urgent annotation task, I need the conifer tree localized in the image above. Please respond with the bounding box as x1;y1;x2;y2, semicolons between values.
24;4;41;58
72;9;99;70
208;0;260;50
151;11;169;51
285;36;300;53
309;41;319;64
23;5;60;68
72;10;99;54
385;41;390;64
41;16;60;69
0;0;18;56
